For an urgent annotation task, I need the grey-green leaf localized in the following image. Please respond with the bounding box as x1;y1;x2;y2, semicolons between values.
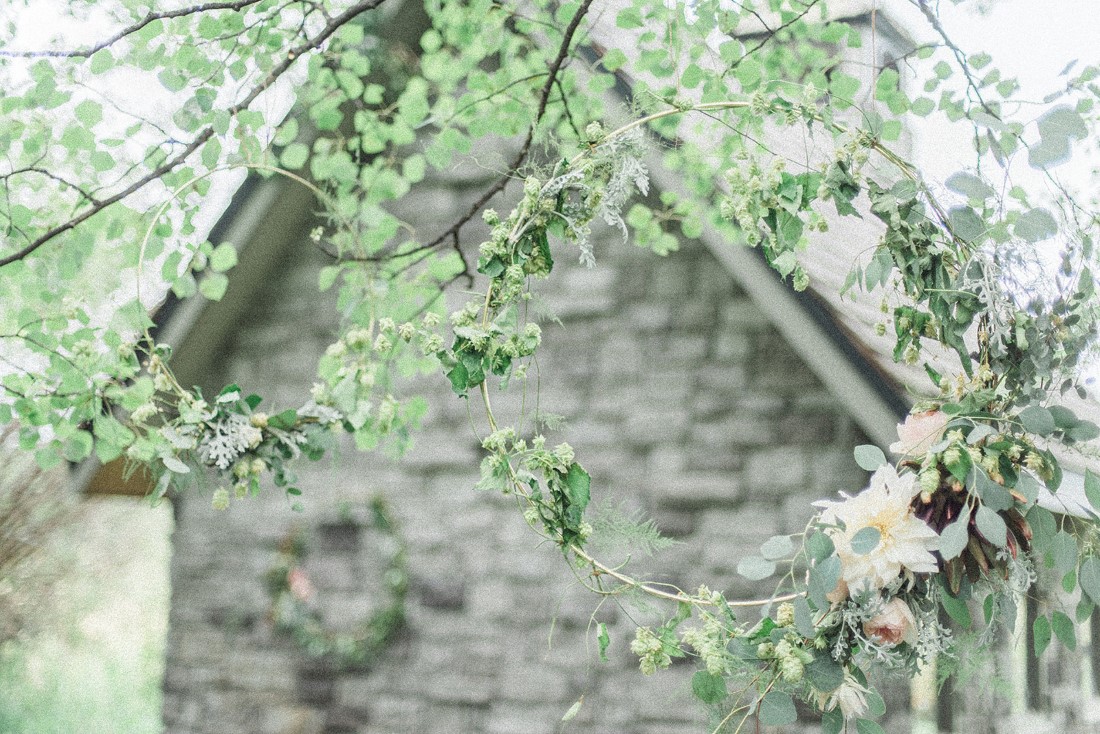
758;691;796;726
809;556;842;609
850;526;881;555
938;509;971;561
854;444;886;471
946;172;994;201
1079;556;1100;604
759;534;795;561
975;506;1007;547
1015;208;1059;243
1019;405;1056;436
1085;470;1100;512
737;556;775;581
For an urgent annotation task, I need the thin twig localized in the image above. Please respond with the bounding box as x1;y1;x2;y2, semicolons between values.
400;0;596;260
0;0;388;269
0;0;265;58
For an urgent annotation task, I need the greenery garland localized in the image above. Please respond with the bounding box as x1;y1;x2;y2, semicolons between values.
264;496;407;670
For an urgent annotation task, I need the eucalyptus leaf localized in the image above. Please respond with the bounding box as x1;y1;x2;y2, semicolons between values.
758;691;796;726
1034;614;1052;657
973;469;1013;512
737;556;776;581
850;526;881;555
975;506;1008;547
853;444;886;471
1079;556;1100;605
938;509;971;561
1019;405;1056;436
759;534;795;561
806;532;835;562
809;556;842;609
1052;610;1076;650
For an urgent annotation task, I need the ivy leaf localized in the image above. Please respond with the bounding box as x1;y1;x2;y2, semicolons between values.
948;206;985;242
691;670;727;704
853;444;886;471
946;172;994;201
1069;421;1100;442
758;691;796;726
1015;208;1059;243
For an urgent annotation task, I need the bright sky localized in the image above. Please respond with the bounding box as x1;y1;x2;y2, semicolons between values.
910;0;1100;196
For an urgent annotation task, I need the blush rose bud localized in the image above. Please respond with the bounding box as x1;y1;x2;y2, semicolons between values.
862;598;917;648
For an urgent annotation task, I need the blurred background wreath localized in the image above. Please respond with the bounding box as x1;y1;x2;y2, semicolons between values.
264;495;406;670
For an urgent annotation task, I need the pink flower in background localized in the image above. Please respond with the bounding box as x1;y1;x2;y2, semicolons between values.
287;567;316;603
862;598;917;647
889;410;950;457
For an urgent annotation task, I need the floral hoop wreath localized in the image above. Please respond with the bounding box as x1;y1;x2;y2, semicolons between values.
265;496;407;669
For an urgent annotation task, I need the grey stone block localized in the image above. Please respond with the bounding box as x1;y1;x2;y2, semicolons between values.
649;473;741;509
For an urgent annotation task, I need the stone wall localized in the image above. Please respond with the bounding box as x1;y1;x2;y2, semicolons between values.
159;162;883;733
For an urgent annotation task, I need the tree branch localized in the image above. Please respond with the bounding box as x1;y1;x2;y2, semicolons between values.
0;0;265;58
413;0;595;256
0;0;388;268
911;0;999;119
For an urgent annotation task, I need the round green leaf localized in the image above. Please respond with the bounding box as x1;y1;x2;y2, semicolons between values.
758;691;796;726
850;526;881;555
736;556;775;581
854;444;886;471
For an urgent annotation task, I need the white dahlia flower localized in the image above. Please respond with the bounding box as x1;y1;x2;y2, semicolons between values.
815;466;939;597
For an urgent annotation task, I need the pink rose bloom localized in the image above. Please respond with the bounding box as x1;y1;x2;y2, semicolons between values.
287;567;316;603
862;598;917;647
889;410;950;457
